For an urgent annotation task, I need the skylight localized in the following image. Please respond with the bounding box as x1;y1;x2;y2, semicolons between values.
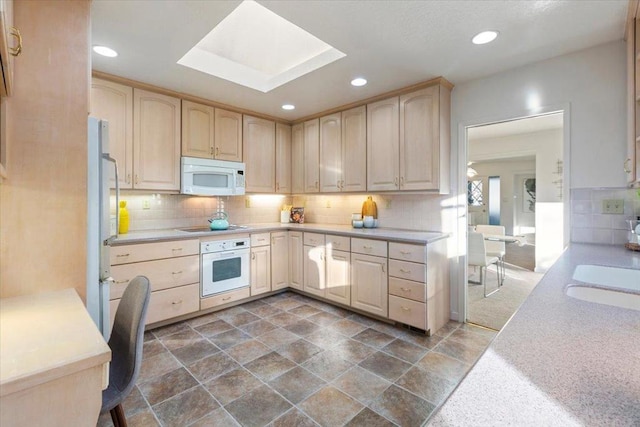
177;0;346;93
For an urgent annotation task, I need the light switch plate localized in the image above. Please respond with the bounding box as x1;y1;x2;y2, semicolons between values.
142;199;150;210
602;199;624;214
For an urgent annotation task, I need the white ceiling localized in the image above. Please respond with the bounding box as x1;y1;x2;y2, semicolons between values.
91;0;628;121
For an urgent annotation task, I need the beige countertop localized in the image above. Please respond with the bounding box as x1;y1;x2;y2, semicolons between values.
112;222;450;246
429;243;640;426
0;289;111;397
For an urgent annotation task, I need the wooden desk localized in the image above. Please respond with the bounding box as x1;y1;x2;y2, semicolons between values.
0;289;111;427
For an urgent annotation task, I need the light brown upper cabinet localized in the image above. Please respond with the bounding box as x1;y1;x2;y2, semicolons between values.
181;100;214;159
367;97;400;191
304;118;320;193
182;102;243;163
291;123;304;193
400;86;450;192
243;115;275;193
368;85;450;193
214;108;243;162
133;88;181;190
625;7;640;186
91;78;133;189
319;113;342;192
319;106;366;193
0;0;18;97
275;123;292;194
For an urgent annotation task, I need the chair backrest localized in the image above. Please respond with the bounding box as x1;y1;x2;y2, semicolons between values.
468;232;487;266
107;276;150;396
476;224;506;254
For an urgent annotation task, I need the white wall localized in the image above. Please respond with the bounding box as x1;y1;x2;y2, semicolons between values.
449;40;627;321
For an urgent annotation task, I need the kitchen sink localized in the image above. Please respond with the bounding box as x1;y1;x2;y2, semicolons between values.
565;265;640;311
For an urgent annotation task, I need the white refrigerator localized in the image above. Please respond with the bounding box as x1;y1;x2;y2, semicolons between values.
86;117;119;339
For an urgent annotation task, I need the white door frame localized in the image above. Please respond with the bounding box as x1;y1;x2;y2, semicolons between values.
453;103;571;323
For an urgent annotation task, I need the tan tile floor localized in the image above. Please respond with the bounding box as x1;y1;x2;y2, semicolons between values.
98;291;495;427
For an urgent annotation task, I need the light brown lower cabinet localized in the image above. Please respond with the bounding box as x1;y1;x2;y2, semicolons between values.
250;243;271;296
325;249;350;306
288;231;304;290
350;252;388;318
303;244;325;298
271;231;289;291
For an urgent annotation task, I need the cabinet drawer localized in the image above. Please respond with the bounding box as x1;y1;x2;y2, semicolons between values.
326;234;350;251
251;233;271;247
389;277;426;302
304;232;325;247
110;239;199;265
351;238;387;257
147;283;200;325
389;295;426;330
389;242;426;263
110;255;199;299
110;283;200;328
200;287;251;311
389;259;426;283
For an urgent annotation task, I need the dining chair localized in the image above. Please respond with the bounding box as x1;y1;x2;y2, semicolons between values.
101;276;151;427
475;224;506;286
468;231;501;297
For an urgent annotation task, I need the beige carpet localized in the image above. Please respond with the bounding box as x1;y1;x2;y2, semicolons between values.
467;262;543;331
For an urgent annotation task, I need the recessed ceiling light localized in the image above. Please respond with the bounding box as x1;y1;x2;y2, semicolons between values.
93;45;118;57
472;31;499;45
281;104;295;110
351;78;367;87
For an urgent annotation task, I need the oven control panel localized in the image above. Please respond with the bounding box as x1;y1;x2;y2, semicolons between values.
201;237;250;254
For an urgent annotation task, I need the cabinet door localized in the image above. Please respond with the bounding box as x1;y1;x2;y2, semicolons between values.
291;123;304;193
400;86;440;190
319;113;342;192
326;249;350;306
250;245;271;296
271;231;289;290
351;253;388;317
289;231;304;290
133;89;181;190
275;123;292;193
182;100;214;158
303;118;320;193
214;108;243;162
303;245;325;297
0;0;14;97
341;105;367;192
367;97;399;191
244;115;275;193
91;78;133;189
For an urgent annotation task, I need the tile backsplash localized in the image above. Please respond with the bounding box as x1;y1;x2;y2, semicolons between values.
571;188;640;245
115;192;454;233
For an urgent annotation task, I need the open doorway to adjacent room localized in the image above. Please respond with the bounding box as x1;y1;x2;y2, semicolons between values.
466;112;564;330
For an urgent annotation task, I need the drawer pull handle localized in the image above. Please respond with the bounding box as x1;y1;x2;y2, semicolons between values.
222;296;231;301
257;238;266;242
401;306;411;312
363;245;372;250
400;268;411;273
116;253;130;257
172;300;183;305
400;250;411;255
333;242;341;246
115;279;129;284
172;248;183;252
401;287;411;292
172;271;183;275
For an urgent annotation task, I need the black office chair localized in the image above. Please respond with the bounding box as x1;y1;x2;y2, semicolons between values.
101;276;150;427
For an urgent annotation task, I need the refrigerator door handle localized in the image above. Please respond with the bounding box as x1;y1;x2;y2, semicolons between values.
102;154;119;245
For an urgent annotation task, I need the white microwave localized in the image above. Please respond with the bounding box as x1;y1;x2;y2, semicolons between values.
181;157;245;196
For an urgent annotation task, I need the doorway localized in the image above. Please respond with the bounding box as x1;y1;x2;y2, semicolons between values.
464;112;564;330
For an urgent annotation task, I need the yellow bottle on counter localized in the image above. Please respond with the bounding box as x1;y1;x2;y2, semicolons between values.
118;200;129;234
361;196;378;219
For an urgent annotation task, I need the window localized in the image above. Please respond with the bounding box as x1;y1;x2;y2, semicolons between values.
467;180;483;206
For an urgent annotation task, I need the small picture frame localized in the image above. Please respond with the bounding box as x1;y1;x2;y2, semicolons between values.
290;207;305;223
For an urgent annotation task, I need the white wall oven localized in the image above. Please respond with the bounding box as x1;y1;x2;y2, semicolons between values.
201;237;250;297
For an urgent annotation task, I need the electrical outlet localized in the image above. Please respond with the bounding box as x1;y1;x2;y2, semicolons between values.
385;199;392;209
602;199;624;214
142;200;150;210
325;199;331;208
245;197;251;208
